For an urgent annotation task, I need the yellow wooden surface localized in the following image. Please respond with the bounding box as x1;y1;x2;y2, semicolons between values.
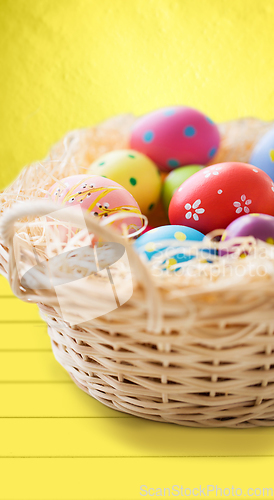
2;0;274;498
1;281;274;499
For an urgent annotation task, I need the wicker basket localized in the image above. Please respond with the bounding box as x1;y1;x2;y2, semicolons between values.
1;115;274;428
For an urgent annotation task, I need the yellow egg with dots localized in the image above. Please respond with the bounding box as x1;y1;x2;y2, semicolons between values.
89;149;161;215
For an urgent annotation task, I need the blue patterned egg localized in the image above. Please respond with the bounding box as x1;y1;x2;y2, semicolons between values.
250;128;274;182
134;225;205;270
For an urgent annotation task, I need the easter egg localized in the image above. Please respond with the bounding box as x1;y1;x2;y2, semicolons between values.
49;174;143;236
169;162;274;234
250;128;274;182
89;149;161;215
162;165;204;212
130;106;220;171
222;213;274;245
134;225;205;269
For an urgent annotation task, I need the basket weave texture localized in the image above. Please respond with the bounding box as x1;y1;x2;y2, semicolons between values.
1;115;274;428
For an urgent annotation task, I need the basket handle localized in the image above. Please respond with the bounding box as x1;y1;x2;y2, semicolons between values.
0;200;162;333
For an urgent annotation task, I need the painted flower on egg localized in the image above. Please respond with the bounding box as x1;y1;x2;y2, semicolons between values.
169;162;274;234
233;195;252;215
184;199;205;221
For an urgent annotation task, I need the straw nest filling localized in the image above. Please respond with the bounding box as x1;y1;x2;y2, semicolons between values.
1;114;274;427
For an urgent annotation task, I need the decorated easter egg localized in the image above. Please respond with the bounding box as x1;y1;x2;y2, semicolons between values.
134;225;205;269
250;128;274;182
89;149;161;215
49;174;143;236
130;106;220;171
162;165;203;212
222;213;274;245
169;162;274;234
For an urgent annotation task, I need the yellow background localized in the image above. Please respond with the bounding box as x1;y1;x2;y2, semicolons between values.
1;0;274;498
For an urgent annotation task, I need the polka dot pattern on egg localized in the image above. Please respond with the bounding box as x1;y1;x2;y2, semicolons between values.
208;147;217;158
143;130;154;143
130;106;220;171
166;258;177;269
174;231;187;241
134;225;206;271
163;108;177;116
88;149;161;215
145;242;156;252
184;126;196;137
167;159;180;168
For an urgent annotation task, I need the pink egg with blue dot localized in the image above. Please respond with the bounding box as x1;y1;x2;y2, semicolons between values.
130;106;220;172
48;174;143;236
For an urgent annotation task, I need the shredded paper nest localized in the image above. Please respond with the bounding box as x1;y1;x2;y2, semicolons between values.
1;113;274;427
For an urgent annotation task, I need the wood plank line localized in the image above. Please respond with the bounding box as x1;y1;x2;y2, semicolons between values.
0;454;273;458
0;320;44;324
0;295;17;299
0;418;273;457
0;380;128;417
0;416;129;418
0;349;52;352
0;381;73;384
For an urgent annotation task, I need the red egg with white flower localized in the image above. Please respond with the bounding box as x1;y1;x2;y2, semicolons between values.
168;162;274;234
